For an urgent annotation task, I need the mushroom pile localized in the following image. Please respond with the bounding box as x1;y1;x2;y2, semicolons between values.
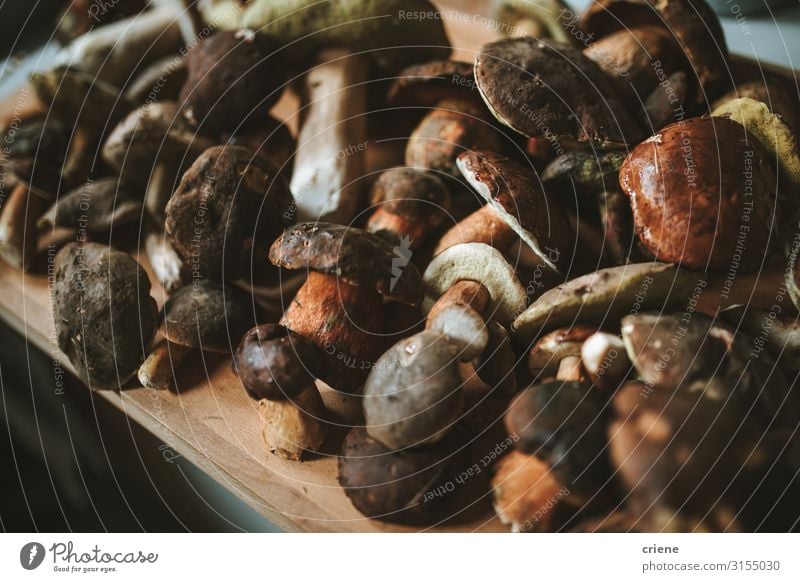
4;0;799;531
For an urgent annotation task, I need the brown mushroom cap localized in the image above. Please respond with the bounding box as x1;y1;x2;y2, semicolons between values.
363;330;463;450
387;60;479;108
269;222;424;306
457;150;573;272
3;116;71;199
580;0;728;105
180;29;285;134
528;324;598;376
166;145;294;282
338;426;469;525
38;178;141;234
619;116;778;273
160;279;254;352
234;323;323;401
53;242;158;389
474;37;643;148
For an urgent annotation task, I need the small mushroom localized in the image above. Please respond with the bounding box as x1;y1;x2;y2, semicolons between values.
581;331;631;390
366;167;451;247
527;325;598;378
437;150;573;275
619;116;778;272
338;426;469;525
424;242;527;326
166;145;294;282
37;178;142;235
512;262;705;344
179;29;285;134
492;0;573;41
137;280;254;389
474;37;643;148
363;330;463;450
579;0;729;106
269;223;424;393
53;243;159;389
102;102;215;220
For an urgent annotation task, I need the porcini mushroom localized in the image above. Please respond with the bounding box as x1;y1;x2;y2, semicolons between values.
269;222;424;393
53;243;159;389
527;325;598;379
137;280;254;389
166;144;294;283
363;330;463;450
619;116;778;272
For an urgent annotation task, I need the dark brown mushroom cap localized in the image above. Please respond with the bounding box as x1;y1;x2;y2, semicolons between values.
609;380;775;532
234;323;323;401
619;116;778;273
166;145;294;282
180;29;285;134
387;60;479;108
457;150;573;272
268;223;424;306
505;380;614;498
621;312;798;432
160;279;254;352
38;178;141;234
363;330;463;450
53;242;158;389
580;0;728;105
474;37;643;148
369;167;450;224
337;426;470;525
3;116;71;198
222;114;295;177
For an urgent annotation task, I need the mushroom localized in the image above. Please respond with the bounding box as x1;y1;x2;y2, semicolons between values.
436;150;573;276
387;60;480;111
492;0;573;41
363;330;463;450
143;223;190;294
503;380;617;518
338;426;469;525
366;167;451;249
712;97;800;197
721;305;800;374
474;37;643;149
527;325;598;379
222;114;296;181
424;242;527;326
619;116;778;272
102;102;215;221
55;0;148;42
474;322;518;395
579;0;729;106
512;262;705;344
581;331;631;390
166;144;294;283
125;53;188;104
268;223;424;393
541;150;627;196
234;323;329;460
52;242;159;389
37;178;142;236
179;29;285;134
137;280;254;389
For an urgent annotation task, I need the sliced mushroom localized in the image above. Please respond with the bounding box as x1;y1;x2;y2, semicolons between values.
53;243;159;389
137;280;254;389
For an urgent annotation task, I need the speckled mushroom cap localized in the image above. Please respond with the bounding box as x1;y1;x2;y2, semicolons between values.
387;60;480;108
180;30;285;134
53;243;158;389
166;145;294;282
160;279;254;353
268;222;424;306
369;167;451;234
474;37;643;148
234;323;323;401
580;0;728;105
457;150;573;272
619;116;778;273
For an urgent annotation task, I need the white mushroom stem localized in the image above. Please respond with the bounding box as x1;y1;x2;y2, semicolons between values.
0;184;44;270
54;8;183;87
257;385;328;461
144;229;186;293
291;49;368;224
556;355;584;382
137;340;193;389
144;161;179;222
581;332;630;389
